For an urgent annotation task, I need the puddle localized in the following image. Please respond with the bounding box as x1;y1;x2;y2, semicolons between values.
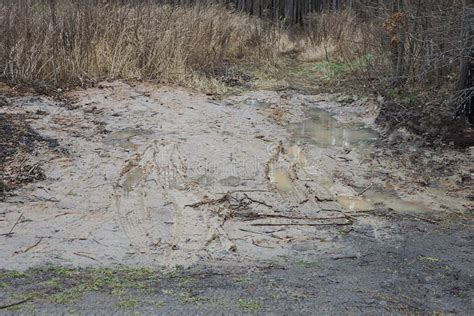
287;145;307;165
122;168;144;192
191;175;215;187
219;176;242;187
271;169;295;193
337;196;375;211
288;108;378;149
103;128;154;148
337;191;432;213
244;98;271;107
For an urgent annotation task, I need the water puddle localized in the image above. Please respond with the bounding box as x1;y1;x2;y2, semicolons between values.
219;176;242;187
337;196;375;211
103;128;154;148
122;168;144;192
337;191;432;213
191;175;215;187
287;145;307;165
244;98;271;107
288;108;378;149
271;169;295;194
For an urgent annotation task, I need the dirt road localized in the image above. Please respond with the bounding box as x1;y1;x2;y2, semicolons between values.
0;81;472;314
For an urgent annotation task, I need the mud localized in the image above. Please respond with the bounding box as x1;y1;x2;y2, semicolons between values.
377;98;474;147
0;81;472;313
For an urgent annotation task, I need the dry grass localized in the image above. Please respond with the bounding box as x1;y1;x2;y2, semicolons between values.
0;0;470;104
0;0;280;92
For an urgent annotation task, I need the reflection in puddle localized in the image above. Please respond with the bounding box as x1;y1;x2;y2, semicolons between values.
337;191;432;213
337;196;375;211
287;145;307;165
244;98;271;107
288;108;378;149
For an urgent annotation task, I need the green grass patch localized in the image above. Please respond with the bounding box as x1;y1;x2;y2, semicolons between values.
417;256;440;263
238;298;261;311
117;297;139;309
296;260;322;268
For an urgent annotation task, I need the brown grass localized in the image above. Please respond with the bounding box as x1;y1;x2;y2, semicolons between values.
0;0;470;105
0;0;280;91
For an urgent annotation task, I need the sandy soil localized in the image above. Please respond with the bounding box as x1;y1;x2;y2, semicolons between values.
0;81;472;313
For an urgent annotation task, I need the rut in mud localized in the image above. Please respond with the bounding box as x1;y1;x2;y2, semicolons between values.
0;81;472;270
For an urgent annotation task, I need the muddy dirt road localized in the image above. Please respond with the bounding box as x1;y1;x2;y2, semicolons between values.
0;81;472;314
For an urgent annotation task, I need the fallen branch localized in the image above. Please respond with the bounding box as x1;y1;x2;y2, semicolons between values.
239;228;283;239
14;237;43;254
240;214;350;222
0;298;31;310
184;194;230;208
357;184;373;196
251;240;275;249
250;221;352;227
243;194;273;208
73;252;99;262
1;213;23;237
331;255;359;260
407;214;439;224
314;195;335;202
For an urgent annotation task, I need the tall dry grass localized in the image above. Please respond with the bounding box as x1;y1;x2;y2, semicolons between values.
0;0;280;90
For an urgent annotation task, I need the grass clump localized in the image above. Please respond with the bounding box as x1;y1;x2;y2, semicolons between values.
117;297;139;309
238;298;261;311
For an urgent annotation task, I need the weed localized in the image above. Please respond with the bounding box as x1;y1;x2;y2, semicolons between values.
0;271;28;279
296;260;321;268
117;298;139;309
50;284;89;304
178;291;203;305
238;298;261;311
417;256;440;263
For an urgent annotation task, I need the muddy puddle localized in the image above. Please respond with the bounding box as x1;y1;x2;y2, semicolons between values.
287;108;435;214
337;191;432;213
288;108;379;149
103;128;154;149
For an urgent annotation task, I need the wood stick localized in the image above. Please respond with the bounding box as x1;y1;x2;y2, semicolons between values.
1;213;23;237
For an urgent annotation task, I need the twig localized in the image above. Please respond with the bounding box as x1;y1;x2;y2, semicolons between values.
27;163;41;175
73;252;98;262
250;221;352;227
216;189;270;194
184;194;230;208
14;237;43;254
331;255;359;260
251;240;275;249
239;228;283;239
407;214;439;224
0;298;31;310
241;214;350;221
1;213;23;237
55;212;72;218
243;194;273;208
357;184;373;196
314;195;335;202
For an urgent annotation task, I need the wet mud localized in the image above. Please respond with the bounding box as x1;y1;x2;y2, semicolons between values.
0;81;472;313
